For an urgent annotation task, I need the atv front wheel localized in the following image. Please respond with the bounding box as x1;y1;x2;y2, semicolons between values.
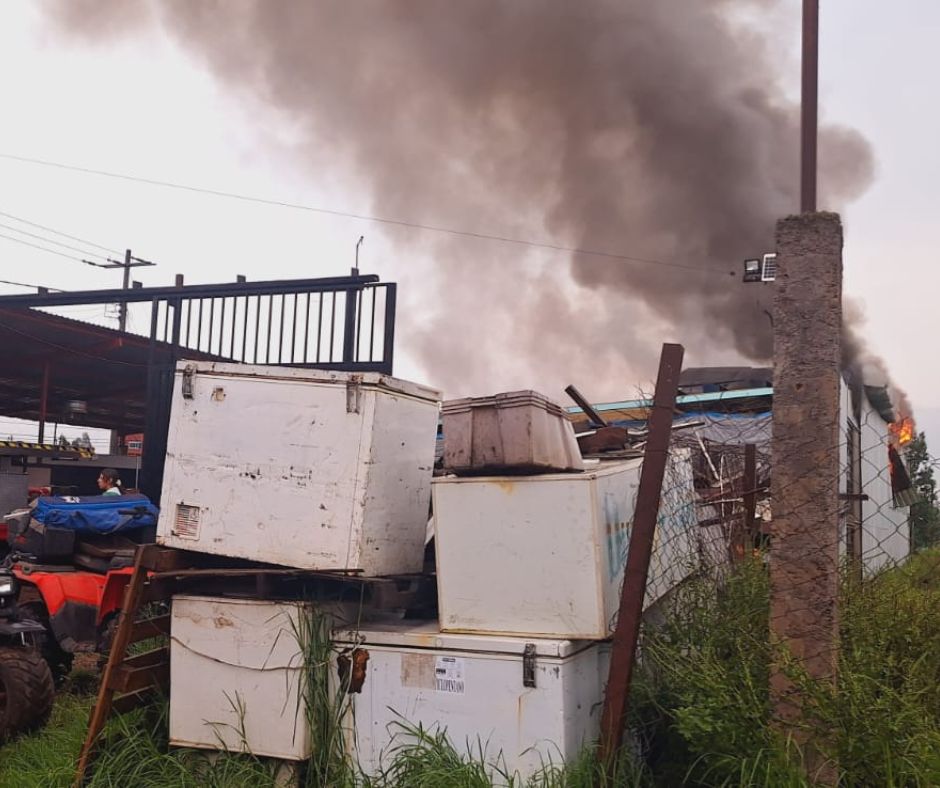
0;647;55;741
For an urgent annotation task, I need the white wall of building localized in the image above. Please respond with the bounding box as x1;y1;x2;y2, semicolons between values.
840;380;910;572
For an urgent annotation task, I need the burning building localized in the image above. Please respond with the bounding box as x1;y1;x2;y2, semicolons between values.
567;366;916;573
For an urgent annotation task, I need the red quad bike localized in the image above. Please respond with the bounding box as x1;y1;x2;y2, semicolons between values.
3;494;158;686
0;567;55;741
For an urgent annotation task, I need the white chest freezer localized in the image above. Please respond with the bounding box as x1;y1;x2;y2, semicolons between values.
157;361;441;575
433;453;700;639
333;620;609;779
169;595;315;761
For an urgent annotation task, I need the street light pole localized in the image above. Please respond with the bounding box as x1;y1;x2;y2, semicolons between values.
801;0;819;213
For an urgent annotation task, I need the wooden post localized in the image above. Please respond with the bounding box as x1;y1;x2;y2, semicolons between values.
599;342;684;764
769;213;842;783
74;546;154;786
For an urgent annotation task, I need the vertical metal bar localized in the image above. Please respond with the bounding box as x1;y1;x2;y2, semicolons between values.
801;0;819;213
290;293;298;363
171;295;183;348
148;298;160;360
140;298;161;500
329;291;337;363
303;293;311;363
208;297;216;355
369;286;377;362
185;299;193;348
196;299;204;352
730;444;757;563
266;294;274;363
240;296;248;362
253;295;261;364
162;301;170;343
743;443;758;550
229;297;238;359
316;293;324;362
342;285;358;364
354;284;364;362
278;293;286;364
219;296;227;356
382;284;397;374
38;361;50;444
599;342;684;766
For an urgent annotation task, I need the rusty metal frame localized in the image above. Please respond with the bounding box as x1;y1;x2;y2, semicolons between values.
599;342;684;765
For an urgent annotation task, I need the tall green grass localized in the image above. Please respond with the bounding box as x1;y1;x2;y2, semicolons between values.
632;550;940;786
5;553;940;786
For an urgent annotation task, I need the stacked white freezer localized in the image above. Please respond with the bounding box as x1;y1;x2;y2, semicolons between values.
159;376;700;778
432;451;699;639
169;595;317;760
157;361;441;575
333;621;610;778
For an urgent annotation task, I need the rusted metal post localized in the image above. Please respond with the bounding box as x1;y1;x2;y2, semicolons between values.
770;213;842;784
742;443;758;550
599;342;684;765
38;361;50;444
564;384;608;428
801;0;819;213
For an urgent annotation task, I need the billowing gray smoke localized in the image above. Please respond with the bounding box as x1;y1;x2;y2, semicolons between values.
44;0;876;399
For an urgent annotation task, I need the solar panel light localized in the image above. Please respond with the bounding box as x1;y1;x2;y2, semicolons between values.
743;258;763;282
742;253;777;283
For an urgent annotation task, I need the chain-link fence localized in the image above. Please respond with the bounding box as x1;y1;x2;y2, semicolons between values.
597;377;940;784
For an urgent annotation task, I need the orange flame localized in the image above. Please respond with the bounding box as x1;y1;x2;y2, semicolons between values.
890;417;915;447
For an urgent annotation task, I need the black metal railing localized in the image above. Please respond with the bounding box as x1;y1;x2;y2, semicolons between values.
0;273;397;500
146;276;395;371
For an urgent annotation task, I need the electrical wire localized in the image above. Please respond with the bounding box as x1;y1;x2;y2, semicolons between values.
0;231;85;263
0;209;120;255
0;277;65;292
0;152;732;276
0;320;147;367
0;222;110;261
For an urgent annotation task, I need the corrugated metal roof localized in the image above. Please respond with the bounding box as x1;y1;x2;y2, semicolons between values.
566;387;773;421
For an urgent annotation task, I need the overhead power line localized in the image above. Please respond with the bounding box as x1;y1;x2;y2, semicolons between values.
0;231;85;263
0;152;731;276
0;277;65;292
0;222;110;261
0;209;120;255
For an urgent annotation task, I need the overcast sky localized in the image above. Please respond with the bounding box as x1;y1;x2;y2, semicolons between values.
0;1;938;448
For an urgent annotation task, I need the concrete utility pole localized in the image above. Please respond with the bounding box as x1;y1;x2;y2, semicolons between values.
770;213;842;784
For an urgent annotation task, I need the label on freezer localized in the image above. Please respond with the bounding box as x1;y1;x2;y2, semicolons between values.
435;656;465;694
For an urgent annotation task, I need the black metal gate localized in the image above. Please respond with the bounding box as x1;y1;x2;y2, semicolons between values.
0;273;396;501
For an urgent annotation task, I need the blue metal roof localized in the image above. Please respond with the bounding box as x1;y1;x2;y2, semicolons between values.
564;386;773;415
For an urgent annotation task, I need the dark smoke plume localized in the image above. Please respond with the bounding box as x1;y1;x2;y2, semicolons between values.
44;0;877;399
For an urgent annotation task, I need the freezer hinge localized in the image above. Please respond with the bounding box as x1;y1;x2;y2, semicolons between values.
523;643;537;688
346;379;362;414
181;364;197;400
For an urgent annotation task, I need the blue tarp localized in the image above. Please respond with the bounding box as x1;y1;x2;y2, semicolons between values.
32;494;159;534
